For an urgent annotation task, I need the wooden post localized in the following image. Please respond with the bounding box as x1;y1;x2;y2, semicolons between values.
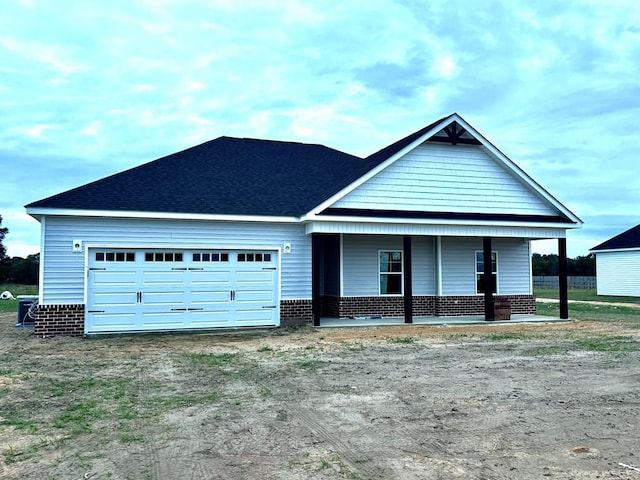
403;236;413;324
312;233;322;327
558;237;569;319
483;237;494;321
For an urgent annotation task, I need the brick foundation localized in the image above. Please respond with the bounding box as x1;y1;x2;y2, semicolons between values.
279;299;313;326
33;304;85;337
322;294;536;318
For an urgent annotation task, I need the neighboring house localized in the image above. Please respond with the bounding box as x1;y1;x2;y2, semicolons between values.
591;225;640;297
26;113;582;336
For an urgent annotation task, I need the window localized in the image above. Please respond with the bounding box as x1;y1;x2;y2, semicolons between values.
95;252;135;262
379;251;403;295
238;252;272;262
144;252;183;262
193;252;229;262
476;251;497;294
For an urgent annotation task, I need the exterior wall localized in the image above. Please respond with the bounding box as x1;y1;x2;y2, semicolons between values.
596;251;640;296
342;234;435;296
41;216;311;304
332;142;558;216
440;237;531;295
322;294;535;318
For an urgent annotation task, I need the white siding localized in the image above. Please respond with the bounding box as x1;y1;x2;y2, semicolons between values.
440;237;531;295
596;251;640;296
41;216;309;304
332;142;558;216
342;235;436;296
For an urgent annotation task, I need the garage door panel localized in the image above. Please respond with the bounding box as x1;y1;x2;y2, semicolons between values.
87;248;279;333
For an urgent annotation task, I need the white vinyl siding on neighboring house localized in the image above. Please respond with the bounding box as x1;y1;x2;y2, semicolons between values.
332;142;558;216
342;235;436;297
440;237;531;295
41;216;310;304
596;251;640;296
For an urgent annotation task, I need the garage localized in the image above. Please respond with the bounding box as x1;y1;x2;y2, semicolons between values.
86;248;279;333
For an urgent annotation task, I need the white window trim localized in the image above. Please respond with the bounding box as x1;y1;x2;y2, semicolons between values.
475;250;499;295
378;250;404;296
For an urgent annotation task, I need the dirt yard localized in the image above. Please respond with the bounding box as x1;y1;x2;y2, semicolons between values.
0;312;639;479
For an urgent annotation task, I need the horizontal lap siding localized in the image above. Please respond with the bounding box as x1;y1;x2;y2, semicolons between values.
596;251;640;296
342;234;435;296
441;237;530;295
42;217;310;304
333;143;557;216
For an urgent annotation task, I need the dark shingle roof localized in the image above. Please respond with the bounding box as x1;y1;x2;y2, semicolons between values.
591;225;640;251
26;136;370;217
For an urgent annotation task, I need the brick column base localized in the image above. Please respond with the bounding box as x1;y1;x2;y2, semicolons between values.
33;304;85;337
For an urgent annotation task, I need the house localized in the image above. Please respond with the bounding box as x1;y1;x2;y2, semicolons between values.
26;113;582;336
591;224;640;297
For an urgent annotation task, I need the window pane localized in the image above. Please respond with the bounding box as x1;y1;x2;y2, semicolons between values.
145;253;153;262
391;252;402;261
193;253;201;262
116;252;125;262
379;252;390;272
221;253;229;262
256;253;263;262
381;274;402;294
238;253;245;262
96;252;105;261
176;253;183;262
126;253;135;262
263;253;270;262
165;253;174;262
106;252;115;261
155;253;163;261
212;253;219;262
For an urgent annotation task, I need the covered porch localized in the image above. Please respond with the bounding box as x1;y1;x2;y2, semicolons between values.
310;230;571;327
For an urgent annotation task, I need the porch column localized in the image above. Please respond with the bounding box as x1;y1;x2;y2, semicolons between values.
483;237;494;321
403;236;413;323
558;237;569;319
312;233;322;327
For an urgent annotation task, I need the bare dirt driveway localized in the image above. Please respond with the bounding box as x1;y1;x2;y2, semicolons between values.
1;312;639;479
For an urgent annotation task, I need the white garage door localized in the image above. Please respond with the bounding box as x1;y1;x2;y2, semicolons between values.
86;248;279;334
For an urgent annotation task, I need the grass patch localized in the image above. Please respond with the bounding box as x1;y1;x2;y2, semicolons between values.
0;284;38;313
297;359;325;370
488;332;536;341
536;301;640;327
573;335;638;353
0;411;39;434
388;336;416;344
535;288;640;304
256;346;273;353
53;400;104;435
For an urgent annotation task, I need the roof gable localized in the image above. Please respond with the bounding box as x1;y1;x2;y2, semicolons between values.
591;224;640;251
311;114;581;225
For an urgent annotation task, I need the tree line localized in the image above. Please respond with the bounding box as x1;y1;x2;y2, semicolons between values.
0;215;39;284
532;253;595;276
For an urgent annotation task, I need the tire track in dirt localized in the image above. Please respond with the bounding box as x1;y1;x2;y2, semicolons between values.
134;354;222;480
285;402;390;479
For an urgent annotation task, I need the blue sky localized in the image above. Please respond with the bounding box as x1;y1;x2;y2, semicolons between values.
2;0;639;258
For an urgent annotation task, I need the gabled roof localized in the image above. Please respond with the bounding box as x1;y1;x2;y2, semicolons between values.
26;113;582;227
591;225;640;251
26;137;368;217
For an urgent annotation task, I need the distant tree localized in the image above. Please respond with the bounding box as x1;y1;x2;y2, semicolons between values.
0;215;7;261
532;253;595;276
0;254;39;284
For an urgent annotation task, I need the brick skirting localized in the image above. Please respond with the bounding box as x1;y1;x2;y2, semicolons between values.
279;299;313;326
33;304;85;337
322;294;536;318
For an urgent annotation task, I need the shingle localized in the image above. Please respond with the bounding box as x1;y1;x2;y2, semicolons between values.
26;136;368;217
591;225;640;251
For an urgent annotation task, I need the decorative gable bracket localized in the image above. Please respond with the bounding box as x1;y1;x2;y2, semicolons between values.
429;121;481;145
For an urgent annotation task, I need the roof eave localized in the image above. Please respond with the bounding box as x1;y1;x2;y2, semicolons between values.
26;207;300;223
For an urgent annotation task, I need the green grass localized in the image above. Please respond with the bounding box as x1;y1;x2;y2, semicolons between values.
536;300;640;327
184;352;239;367
0;284;38;313
534;288;640;304
388;336;416;344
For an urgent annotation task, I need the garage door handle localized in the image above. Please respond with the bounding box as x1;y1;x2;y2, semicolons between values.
262;305;276;309
187;307;204;311
230;290;236;301
262;267;276;271
171;308;188;311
